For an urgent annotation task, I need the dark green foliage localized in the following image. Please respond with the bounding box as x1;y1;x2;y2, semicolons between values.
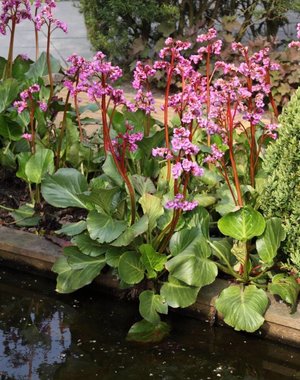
80;0;300;72
79;0;179;67
260;87;300;269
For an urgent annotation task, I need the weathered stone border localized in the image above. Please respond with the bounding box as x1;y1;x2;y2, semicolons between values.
0;226;299;347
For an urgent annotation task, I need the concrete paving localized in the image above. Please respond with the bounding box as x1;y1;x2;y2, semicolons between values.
0;1;93;64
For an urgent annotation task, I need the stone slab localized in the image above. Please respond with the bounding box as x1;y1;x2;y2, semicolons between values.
0;225;299;347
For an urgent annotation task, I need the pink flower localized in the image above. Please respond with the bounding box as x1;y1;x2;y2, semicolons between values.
22;133;32;141
38;101;48;112
165;193;198;211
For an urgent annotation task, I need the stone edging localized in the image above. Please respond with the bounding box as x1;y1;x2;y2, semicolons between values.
0;226;299;347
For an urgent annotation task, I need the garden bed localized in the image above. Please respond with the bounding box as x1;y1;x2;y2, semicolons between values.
0;225;299;348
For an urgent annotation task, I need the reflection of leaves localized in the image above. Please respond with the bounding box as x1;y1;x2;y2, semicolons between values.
21;324;51;346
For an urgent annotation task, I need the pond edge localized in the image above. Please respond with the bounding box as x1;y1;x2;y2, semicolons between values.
0;225;299;348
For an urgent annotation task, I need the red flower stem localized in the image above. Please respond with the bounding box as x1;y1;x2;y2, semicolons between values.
55;89;71;170
145;81;151;137
29;95;36;154
218;162;238;206
6;14;16;79
265;69;279;119
206;46;211;147
46;23;54;101
100;89;136;225
34;7;39;60
164;51;175;182
227;98;243;207
74;93;83;142
158;209;181;253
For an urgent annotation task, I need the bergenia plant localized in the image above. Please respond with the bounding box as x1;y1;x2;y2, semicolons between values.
39;27;299;343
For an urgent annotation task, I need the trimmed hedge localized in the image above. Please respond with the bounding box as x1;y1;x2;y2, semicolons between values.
260;87;300;269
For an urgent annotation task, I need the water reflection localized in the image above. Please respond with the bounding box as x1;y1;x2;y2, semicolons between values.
0;268;300;380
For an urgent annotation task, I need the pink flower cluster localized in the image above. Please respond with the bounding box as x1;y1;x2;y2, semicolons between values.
112;124;143;155
165;193;198;212
34;0;67;33
203;144;224;164
172;159;204;179
14;83;47;113
0;0;31;35
171;127;200;155
63;52;134;111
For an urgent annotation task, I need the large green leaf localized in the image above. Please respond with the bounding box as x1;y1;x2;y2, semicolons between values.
55;221;87;236
72;233;107;257
186;207;210;238
215;285;269;332
87;211;127;243
139;193;164;230
102;154;123;187
215;187;237;215
0;78;19;113
25;52;61;80
52;246;105;293
169;227;205;257
139;244;167;278
268;274;299;313
0;115;23;140
25;148;54;184
211;238;235;266
10;203;40;227
12;55;32;80
218;206;266;241
131;175;156;196
41;168;89;208
160;276;200;308
118;251;144;284
105;247;124;267
0;57;6;79
137;130;165;157
256;217;286;265
139;290;168;324
166;237;217;287
16;152;32;181
78;187;120;214
111;215;149;247
126;319;170;343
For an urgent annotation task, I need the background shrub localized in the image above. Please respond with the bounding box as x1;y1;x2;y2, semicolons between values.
260;87;300;269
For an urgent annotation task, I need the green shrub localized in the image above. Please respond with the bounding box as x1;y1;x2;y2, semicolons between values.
260;87;300;269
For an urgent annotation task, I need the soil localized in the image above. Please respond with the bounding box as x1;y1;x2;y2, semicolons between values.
0;167;87;244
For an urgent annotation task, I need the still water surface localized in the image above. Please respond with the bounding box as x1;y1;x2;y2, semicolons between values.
0;268;300;380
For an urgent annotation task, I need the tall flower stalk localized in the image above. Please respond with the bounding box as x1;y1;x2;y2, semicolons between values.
0;0;32;78
34;0;67;100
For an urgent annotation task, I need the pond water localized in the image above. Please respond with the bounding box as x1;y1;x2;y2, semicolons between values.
0;267;300;380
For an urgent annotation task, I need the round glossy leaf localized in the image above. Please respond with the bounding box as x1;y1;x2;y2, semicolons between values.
215;285;269;332
87;211;127;244
118;251;144;284
160;276;200;308
25;148;54;184
218;206;266;241
52;246;106;293
0;78;19;113
256;217;286;265
166;238;217;287
41;168;89;208
139;290;168;324
126;319;170;343
72;233;107;257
